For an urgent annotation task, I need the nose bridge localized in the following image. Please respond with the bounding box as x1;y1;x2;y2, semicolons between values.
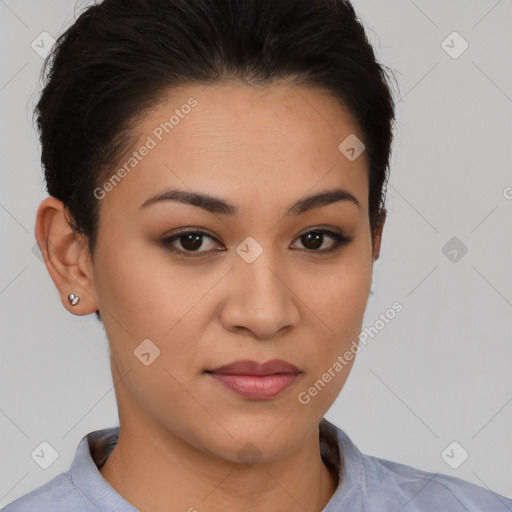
235;234;285;303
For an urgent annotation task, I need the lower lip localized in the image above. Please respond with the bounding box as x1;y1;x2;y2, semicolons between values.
207;373;299;400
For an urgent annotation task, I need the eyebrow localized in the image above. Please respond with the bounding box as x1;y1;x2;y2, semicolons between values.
139;187;360;216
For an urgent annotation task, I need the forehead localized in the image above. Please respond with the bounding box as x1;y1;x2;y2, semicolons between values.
101;80;369;215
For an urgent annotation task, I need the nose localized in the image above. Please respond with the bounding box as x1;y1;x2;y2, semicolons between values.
219;242;301;340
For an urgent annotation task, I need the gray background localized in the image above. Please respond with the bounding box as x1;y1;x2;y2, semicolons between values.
1;0;511;507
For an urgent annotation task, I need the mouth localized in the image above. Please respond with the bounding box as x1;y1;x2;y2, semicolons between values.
204;359;301;400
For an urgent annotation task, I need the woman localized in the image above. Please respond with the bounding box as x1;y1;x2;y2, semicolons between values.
4;0;511;510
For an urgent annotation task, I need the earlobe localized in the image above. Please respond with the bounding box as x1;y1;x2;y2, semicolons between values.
34;197;99;316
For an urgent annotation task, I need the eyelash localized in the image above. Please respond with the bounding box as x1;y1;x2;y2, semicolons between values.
159;228;353;258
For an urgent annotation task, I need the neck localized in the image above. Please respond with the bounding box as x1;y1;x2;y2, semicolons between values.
99;418;339;512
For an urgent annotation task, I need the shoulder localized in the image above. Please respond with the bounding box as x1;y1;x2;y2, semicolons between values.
321;419;512;512
363;454;512;511
1;471;90;512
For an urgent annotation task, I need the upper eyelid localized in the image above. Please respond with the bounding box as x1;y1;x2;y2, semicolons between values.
164;226;342;238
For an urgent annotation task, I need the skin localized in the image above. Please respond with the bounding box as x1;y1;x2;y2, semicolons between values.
35;80;385;512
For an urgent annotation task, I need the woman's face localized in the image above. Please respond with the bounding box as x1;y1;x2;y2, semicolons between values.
89;81;382;461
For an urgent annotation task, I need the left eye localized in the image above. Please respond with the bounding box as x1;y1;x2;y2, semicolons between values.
292;230;352;252
160;229;352;257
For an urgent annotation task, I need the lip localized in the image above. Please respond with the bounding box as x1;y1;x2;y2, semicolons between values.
205;359;301;400
208;359;301;376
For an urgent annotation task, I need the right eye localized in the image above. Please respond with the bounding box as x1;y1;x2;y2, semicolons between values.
160;230;224;257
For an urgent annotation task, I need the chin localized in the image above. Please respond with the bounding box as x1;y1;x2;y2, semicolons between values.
195;421;307;465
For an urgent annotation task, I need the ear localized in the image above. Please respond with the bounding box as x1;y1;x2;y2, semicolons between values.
372;210;386;261
34;196;99;316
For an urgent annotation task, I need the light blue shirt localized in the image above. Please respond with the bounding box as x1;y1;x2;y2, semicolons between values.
3;418;512;511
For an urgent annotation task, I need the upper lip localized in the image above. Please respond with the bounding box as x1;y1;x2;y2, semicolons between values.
207;359;300;376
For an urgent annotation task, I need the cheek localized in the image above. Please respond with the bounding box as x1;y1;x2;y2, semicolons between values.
91;237;219;404
295;248;372;335
293;245;372;388
91;241;211;423
92;235;204;338
292;270;369;413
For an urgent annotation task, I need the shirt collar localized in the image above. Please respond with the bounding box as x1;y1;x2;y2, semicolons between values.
320;417;365;510
68;426;138;511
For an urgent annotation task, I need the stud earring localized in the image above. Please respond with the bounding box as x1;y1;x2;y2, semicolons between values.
68;293;80;306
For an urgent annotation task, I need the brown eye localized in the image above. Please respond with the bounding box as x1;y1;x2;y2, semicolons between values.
179;233;205;251
292;230;352;253
300;231;325;250
161;231;222;256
